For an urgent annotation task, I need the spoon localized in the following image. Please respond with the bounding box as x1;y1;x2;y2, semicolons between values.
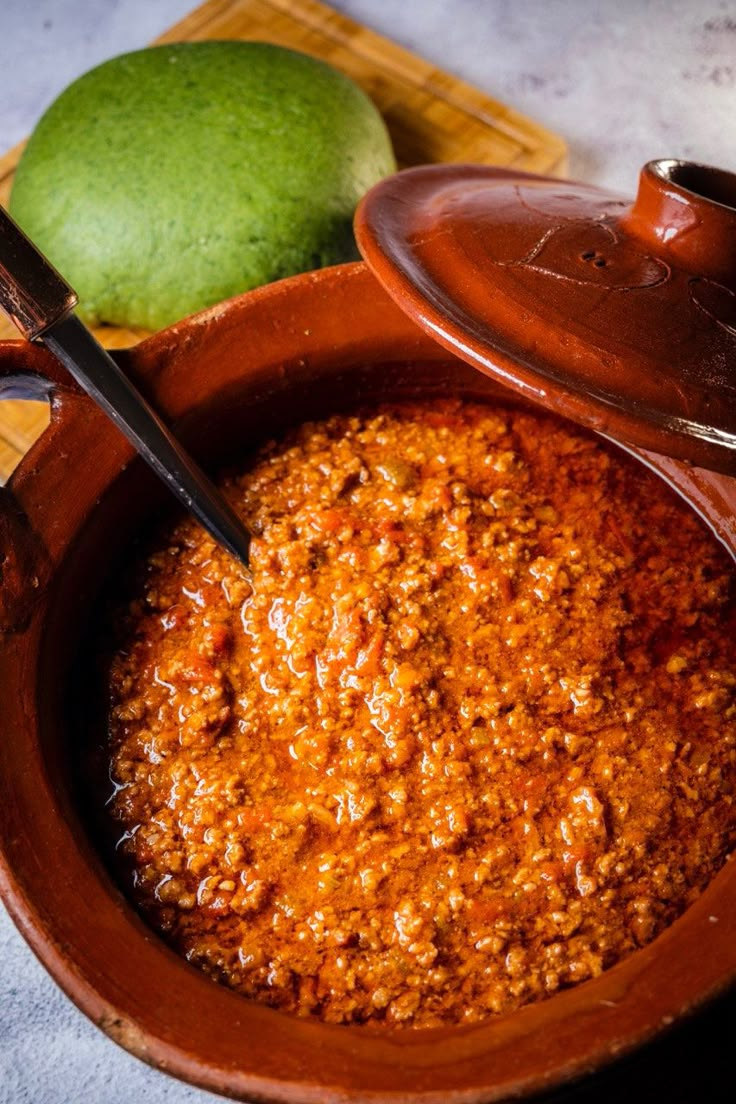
0;205;251;568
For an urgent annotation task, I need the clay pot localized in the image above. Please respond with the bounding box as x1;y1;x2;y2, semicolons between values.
0;185;735;1101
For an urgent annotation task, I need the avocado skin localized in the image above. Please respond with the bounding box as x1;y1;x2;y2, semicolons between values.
10;41;396;330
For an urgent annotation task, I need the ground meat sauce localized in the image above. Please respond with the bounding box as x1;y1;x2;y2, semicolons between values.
102;399;736;1028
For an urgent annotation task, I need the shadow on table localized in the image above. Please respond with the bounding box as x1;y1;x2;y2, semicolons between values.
538;986;736;1103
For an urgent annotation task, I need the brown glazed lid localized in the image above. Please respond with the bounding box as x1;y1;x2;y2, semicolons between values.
355;159;736;475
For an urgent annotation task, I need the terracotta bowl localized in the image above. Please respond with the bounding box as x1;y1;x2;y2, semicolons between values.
0;262;735;1103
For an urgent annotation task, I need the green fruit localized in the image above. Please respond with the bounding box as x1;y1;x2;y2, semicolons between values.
10;41;396;331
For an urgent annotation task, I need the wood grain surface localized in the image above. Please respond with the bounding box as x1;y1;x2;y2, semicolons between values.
0;0;567;480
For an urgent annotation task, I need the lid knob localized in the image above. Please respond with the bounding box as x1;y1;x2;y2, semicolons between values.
626;159;736;287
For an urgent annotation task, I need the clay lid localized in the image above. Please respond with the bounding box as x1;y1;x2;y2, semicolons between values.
355;160;736;474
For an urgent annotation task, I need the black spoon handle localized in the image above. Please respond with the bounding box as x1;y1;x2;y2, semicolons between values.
0;204;251;568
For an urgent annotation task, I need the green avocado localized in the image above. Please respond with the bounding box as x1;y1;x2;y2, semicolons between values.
10;41;396;331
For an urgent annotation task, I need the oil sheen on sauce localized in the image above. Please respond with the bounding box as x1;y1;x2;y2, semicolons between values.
101;400;736;1028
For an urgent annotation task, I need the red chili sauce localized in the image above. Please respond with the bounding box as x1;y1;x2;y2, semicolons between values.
102;400;736;1027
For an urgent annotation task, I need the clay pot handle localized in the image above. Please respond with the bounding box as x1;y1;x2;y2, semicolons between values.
625;159;736;287
0;335;83;442
0;342;83;633
0;203;86;519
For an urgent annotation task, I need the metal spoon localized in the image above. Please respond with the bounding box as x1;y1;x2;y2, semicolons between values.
0;205;251;568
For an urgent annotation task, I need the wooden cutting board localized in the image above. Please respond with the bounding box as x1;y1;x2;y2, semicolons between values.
0;0;567;481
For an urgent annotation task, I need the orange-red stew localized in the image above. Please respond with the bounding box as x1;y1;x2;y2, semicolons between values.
103;399;736;1027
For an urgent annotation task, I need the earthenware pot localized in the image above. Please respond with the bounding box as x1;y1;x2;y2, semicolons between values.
0;163;734;1103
